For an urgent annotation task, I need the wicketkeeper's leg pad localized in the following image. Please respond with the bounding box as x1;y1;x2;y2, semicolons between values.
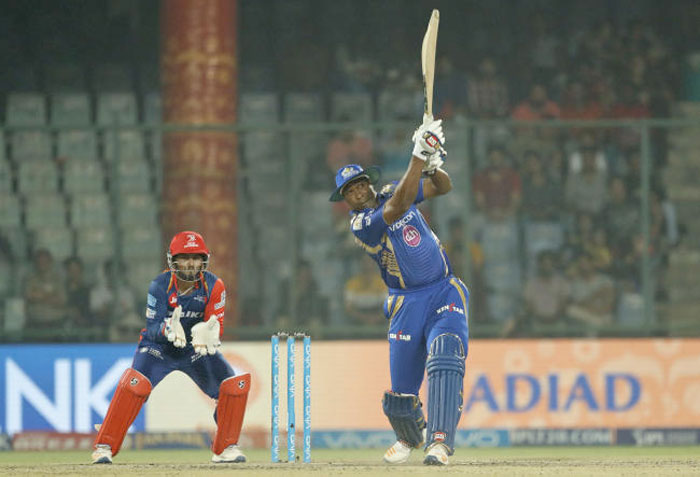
212;373;251;455
382;391;426;448
94;368;152;457
425;333;466;455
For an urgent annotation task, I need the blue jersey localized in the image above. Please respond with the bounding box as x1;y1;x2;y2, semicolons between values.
350;181;452;290
139;270;226;354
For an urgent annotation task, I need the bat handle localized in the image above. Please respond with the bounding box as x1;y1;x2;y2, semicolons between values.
423;113;434;125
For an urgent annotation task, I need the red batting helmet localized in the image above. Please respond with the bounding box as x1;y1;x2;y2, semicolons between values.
167;231;210;281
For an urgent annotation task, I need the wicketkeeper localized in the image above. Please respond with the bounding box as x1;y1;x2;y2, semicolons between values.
92;231;250;464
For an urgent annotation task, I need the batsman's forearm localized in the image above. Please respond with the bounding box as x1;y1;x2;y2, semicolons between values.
429;168;452;195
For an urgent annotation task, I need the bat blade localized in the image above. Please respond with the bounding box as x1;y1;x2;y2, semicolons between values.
421;9;440;121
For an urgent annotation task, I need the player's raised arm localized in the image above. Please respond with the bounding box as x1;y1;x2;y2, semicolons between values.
383;119;446;224
421;165;452;200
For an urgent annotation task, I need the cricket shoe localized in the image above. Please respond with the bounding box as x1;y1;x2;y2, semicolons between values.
423;442;449;466
383;440;414;464
91;444;113;464
212;444;247;463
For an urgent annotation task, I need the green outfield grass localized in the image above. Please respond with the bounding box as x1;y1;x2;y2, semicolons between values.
0;447;698;476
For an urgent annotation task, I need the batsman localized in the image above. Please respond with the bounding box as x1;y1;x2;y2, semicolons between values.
329;115;469;465
92;231;250;464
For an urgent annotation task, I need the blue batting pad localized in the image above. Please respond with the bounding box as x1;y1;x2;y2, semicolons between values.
382;391;426;448
425;333;465;454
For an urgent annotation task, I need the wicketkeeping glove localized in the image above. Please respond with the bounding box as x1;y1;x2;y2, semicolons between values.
412;118;446;161
191;315;221;356
163;305;186;348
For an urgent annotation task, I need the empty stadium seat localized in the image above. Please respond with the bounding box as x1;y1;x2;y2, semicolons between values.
103;129;146;160
31;226;73;261
5;92;46;126
0;260;13;297
257;224;292;262
143;92;162;125
0;193;21;227
17;159;59;194
24;194;67;229
76;227;115;262
50;93;91;126
0;227;28;261
148;131;162;162
127;259;164;297
70;193;111;227
117;193;158;226
283;93;324;122
301;191;334;233
239;93;279;123
289;132;325;168
241;131;284;163
331;92;373;122
0;157;12;192
111;157;151;193
96;92;138;125
63;158;105;194
121;227;161;259
249;189;288;226
10;130;52;161
57;130;99;160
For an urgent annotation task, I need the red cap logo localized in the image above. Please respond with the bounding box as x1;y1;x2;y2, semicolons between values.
169;231;209;256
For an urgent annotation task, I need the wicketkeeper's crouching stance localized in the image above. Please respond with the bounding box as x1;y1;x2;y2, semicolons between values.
92;231;251;464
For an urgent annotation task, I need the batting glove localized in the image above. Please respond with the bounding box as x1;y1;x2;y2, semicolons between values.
163;305;187;348
191;315;221;356
412;119;445;161
422;150;446;176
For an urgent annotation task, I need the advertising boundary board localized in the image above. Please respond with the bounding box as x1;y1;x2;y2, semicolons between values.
2;339;699;435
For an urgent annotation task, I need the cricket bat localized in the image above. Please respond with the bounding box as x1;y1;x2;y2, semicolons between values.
421;9;440;123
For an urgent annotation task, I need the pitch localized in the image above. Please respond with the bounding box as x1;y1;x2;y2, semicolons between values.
0;447;698;476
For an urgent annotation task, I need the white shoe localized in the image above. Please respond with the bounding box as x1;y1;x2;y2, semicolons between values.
383;440;413;464
423;442;449;466
92;444;113;464
212;444;247;463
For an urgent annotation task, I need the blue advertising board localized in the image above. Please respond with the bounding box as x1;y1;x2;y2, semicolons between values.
0;344;140;435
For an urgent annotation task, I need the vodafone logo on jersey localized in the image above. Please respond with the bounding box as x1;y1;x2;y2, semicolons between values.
168;293;178;306
402;225;421;247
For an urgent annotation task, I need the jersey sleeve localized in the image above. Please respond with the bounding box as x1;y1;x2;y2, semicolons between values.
204;278;226;337
144;279;169;343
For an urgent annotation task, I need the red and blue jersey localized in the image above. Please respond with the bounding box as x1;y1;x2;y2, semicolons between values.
140;270;226;351
350;180;452;291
